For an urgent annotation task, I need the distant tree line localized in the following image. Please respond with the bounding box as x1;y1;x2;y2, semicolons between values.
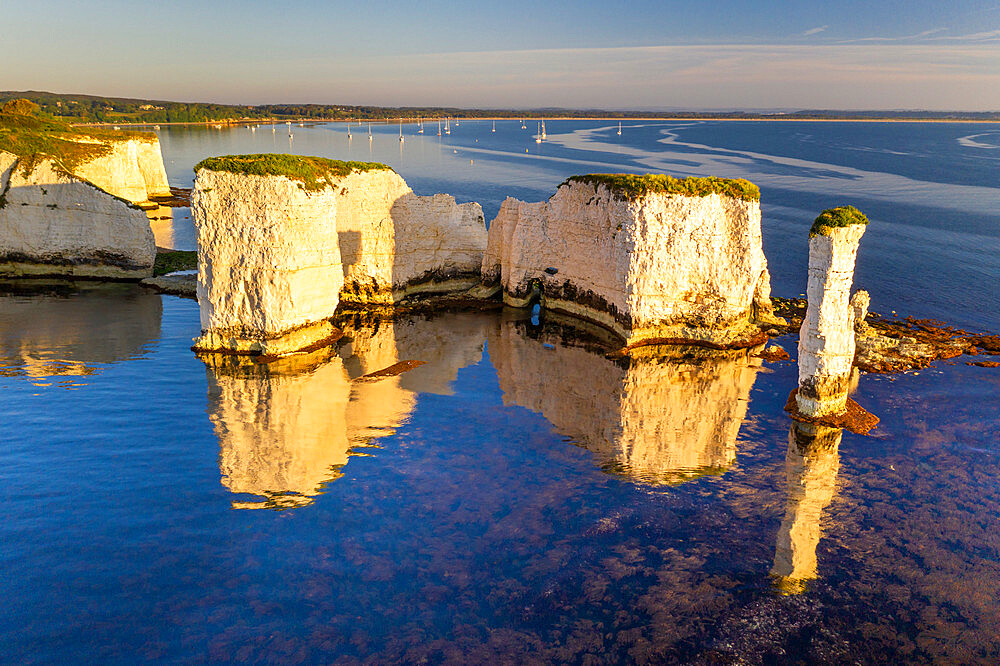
2;91;997;124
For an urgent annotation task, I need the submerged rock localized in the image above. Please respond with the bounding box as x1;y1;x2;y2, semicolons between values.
0;151;155;278
481;174;780;349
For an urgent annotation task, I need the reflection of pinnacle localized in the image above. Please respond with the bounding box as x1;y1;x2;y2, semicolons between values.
771;421;842;595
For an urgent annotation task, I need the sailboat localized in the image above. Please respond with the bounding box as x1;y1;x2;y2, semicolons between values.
541;120;546;140
437;119;442;136
491;120;496;133
398;118;404;143
535;122;542;143
417;117;424;134
617;121;622;136
445;117;451;135
368;122;373;142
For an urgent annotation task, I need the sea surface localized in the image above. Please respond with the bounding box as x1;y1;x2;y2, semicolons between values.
2;121;999;663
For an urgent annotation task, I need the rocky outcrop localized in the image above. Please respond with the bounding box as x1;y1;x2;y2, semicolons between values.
72;137;171;204
0;151;156;278
333;169;487;304
191;167;345;356
191;155;487;355
796;207;869;418
488;314;762;484
202;312;491;509
771;422;842;595
481;175;779;349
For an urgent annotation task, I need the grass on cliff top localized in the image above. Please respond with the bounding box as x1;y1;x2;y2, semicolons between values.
563;174;760;202
809;205;869;237
193;154;393;191
0;108;154;173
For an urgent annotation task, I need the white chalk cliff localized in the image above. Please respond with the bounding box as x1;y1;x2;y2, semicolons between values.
797;211;868;418
0;151;156;278
191;157;487;355
333;169;487;304
481;176;777;348
192;168;345;355
71;137;172;204
488;316;762;484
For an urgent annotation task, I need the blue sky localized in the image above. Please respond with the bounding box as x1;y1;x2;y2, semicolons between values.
4;0;999;109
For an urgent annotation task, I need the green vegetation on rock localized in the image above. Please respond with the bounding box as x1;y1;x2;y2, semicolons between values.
153;250;198;276
194;154;392;191
563;174;760;202
0;100;154;174
809;205;869;237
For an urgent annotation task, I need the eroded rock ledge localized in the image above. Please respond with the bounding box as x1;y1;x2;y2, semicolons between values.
480;174;782;350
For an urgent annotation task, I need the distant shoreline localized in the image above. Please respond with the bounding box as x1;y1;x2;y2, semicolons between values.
73;116;1000;128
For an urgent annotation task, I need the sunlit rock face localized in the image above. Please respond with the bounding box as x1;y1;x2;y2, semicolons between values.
72;137;171;204
0;152;156;278
771;422;843;595
0;282;162;386
191;169;345;355
334;170;487;304
488;316;762;484
797;225;867;417
203;312;491;509
481;179;775;347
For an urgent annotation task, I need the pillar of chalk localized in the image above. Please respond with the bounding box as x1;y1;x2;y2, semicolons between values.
796;207;868;417
191;168;345;356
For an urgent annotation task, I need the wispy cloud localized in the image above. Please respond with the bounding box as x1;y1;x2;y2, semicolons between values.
932;29;1000;40
803;25;828;36
838;28;948;43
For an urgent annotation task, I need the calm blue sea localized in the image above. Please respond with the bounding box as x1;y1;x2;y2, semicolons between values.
2;121;999;663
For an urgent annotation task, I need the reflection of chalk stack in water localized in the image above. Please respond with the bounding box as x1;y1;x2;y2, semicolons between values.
771;421;842;595
203;313;491;509
488;319;762;484
0;283;162;386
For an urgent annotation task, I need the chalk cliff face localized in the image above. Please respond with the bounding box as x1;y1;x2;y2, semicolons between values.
332;169;487;304
191;156;487;355
0;151;156;278
797;218;867;417
72;137;171;204
481;178;776;348
488;316;762;484
203;312;491;509
191;168;345;355
771;422;842;595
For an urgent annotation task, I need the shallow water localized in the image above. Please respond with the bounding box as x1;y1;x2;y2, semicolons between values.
2;121;1000;662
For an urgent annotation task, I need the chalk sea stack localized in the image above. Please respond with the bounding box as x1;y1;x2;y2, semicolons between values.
0;103;164;278
796;206;869;418
191;154;487;356
481;174;781;349
191;155;349;356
